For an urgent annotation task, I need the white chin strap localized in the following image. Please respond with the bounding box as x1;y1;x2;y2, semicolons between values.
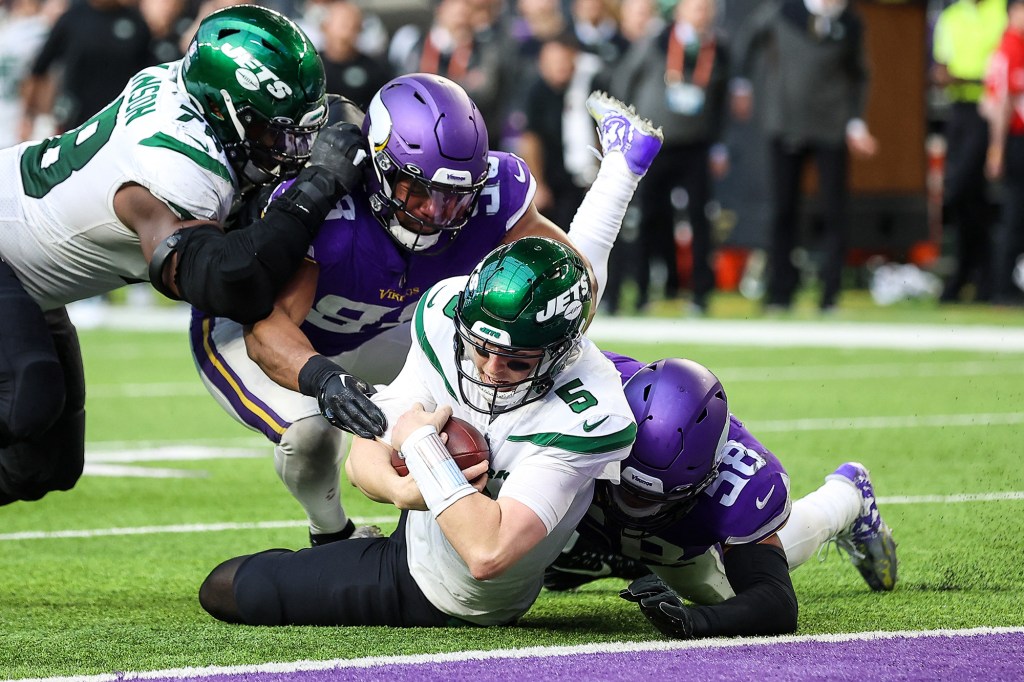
387;219;442;252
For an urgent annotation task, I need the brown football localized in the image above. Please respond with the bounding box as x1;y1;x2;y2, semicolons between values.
391;416;490;477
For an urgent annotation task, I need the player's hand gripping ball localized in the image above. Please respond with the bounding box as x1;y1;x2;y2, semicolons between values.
392;417;489;476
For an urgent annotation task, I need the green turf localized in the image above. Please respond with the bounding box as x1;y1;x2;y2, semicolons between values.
2;320;1024;678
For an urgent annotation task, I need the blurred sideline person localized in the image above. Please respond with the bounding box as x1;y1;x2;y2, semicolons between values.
612;0;732;315
0;0;58;147
983;0;1024;306
734;0;878;313
198;238;639;627
190;77;665;544
547;356;898;639
932;0;1006;304
519;32;589;231
0;6;367;505
22;0;150;136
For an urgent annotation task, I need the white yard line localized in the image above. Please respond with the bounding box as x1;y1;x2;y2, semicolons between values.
71;306;1024;352
4;491;1022;542
0;517;397;541
83;360;1024;399
6;626;1023;682
754;412;1024;432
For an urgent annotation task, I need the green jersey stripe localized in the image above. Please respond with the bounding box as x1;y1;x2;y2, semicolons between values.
139;132;232;183
166;200;196;221
507;423;637;454
415;294;457;399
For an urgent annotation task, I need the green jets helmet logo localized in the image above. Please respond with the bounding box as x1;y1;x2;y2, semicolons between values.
536;276;590;323
221;44;293;100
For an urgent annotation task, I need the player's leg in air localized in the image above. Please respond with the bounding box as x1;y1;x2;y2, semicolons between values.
567;92;664;312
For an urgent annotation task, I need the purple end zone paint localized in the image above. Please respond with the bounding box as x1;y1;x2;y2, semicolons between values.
130;631;1024;682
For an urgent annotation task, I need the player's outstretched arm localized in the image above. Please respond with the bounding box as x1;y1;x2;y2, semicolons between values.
120;122;367;325
621;534;798;639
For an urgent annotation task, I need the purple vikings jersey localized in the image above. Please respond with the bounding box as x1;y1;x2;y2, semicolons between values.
584;352;792;566
298;152;534;356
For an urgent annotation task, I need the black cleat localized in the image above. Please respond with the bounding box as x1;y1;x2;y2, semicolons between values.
544;535;652;591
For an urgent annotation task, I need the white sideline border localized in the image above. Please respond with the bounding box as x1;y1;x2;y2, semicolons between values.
6;626;1024;682
69;306;1024;352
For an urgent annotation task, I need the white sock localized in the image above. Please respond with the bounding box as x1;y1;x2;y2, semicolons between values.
778;478;861;569
567;152;640;309
274;417;351;535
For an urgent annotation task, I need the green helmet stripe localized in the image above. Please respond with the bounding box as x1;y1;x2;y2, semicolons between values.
140;132;232;183
415;294;457;399
507;423;637;454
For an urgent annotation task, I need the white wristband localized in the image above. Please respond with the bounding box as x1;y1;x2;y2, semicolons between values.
400;425;475;518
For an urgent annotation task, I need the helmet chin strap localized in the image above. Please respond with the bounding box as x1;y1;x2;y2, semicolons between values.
386;218;442;252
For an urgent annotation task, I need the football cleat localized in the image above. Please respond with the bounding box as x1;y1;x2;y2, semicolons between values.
586;91;664;177
544;533;652;591
309;520;383;547
827;462;898;591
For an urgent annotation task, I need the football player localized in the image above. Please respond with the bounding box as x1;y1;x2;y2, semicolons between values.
189;76;665;544
546;355;899;638
0;6;366;505
199;237;639;627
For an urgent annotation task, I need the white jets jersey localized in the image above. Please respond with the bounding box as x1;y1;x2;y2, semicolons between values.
0;61;237;310
372;276;637;626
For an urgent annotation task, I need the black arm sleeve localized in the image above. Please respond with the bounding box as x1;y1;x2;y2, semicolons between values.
686;542;798;638
162;169;342;324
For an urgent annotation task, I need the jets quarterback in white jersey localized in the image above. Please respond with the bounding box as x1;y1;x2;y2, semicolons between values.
0;5;370;507
198;238;638;628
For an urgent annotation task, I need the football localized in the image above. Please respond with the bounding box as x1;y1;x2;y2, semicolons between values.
391;416;490;477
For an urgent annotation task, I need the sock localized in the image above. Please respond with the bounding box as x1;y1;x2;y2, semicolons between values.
567;153;640;309
777;478;861;569
274;417;351;535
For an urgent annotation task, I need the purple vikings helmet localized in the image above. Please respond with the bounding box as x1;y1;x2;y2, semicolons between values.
607;358;730;534
363;73;490;252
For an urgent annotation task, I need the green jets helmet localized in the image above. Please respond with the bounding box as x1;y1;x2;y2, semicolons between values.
179;4;328;186
454;237;592;415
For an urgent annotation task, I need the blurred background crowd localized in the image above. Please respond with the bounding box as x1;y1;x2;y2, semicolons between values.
0;0;1019;316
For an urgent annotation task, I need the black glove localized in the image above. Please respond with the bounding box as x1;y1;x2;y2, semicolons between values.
298;355;387;439
619;574;695;639
286;122;368;223
306;121;367;196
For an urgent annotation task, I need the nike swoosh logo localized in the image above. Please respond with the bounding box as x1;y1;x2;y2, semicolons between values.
755;485;775;510
513;160;527;183
426;289;443;308
582;416;609;432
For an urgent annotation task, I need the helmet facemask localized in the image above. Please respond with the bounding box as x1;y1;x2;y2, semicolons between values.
220;92;326;187
369;153;485;252
454;320;581;416
452;237;591;417
364;74;490;253
604;458;722;536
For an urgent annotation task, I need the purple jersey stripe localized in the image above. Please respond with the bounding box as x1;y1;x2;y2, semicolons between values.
188;310;289;443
